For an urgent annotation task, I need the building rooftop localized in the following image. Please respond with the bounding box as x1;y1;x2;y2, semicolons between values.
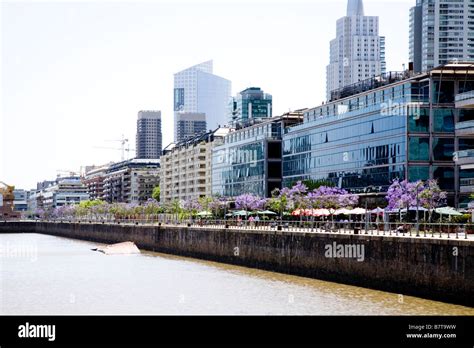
329;61;474;103
162;127;232;155
347;0;364;16
106;158;160;173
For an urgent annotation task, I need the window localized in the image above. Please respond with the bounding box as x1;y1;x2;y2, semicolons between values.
433;109;454;133
432;166;454;190
408;108;429;133
409;166;430;182
433;138;454;161
409;137;430;161
432;80;455;103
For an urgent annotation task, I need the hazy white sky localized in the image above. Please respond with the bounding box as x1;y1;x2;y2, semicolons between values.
1;0;412;189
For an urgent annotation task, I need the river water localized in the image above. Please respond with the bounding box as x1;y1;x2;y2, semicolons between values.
0;233;473;315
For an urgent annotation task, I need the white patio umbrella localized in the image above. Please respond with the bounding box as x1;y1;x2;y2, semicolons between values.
371;207;385;214
197;211;213;217
334;208;353;215
435;207;462;222
350;208;367;215
314;209;331;217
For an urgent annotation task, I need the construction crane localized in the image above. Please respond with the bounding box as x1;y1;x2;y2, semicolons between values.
56;167;84;178
0;181;15;201
0;181;19;219
104;134;129;161
94;145;135;161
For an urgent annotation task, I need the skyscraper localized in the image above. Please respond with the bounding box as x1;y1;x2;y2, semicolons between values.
409;0;474;73
326;0;386;101
175;113;207;142
136;110;162;159
229;87;273;129
173;60;231;142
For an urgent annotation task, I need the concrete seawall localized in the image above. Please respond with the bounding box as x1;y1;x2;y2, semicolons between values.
1;221;473;307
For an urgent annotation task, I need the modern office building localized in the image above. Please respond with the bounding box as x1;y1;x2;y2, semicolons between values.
40;177;90;210
173;60;231;142
453;76;474;207
410;0;474;73
13;189;29;211
27;190;41;212
161;128;231;204
103;159;160;204
136;110;162;159
175;113;207;142
326;0;386;101
229;87;273;129
283;62;474;207
212;112;304;198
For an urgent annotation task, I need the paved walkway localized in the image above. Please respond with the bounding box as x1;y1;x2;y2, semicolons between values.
35;220;474;242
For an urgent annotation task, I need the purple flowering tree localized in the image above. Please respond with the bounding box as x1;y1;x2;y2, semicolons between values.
235;194;263;213
419;179;447;222
386;179;447;222
143;199;162;218
386;179;412;210
183;198;202;217
310;186;359;209
208;197;228;217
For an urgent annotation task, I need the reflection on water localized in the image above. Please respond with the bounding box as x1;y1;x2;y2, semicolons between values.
0;233;473;315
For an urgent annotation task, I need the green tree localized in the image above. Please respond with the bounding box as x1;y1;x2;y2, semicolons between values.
198;197;212;211
78;200;104;209
152;186;161;202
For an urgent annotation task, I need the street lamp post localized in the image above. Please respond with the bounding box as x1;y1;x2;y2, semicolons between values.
416;183;421;237
364;186;374;234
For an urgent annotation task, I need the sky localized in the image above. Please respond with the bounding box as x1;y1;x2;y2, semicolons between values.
1;0;413;190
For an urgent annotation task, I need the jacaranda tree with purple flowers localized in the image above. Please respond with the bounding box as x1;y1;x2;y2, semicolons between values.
235;194;266;213
386;179;447;222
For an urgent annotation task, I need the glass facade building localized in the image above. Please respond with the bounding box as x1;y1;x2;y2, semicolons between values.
229;87;273;129
173;60;231;142
283;63;474;207
212;113;304;198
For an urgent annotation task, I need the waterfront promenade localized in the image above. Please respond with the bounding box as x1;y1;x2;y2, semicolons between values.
24;218;474;241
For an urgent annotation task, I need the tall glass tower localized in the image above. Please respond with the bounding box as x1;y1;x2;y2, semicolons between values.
229;87;273;129
173;60;231;142
409;0;474;73
326;0;386;101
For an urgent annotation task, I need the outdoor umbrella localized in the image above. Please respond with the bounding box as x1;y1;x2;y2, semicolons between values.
435;207;462;222
257;210;277;215
314;209;331;217
350;208;367;215
371;207;385;214
400;207;428;212
435;207;462;216
196;211;213;217
256;210;277;221
291;209;303;216
334;208;352;215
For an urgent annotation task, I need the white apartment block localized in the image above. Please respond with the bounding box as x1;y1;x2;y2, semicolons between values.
410;0;474;73
161;128;231;204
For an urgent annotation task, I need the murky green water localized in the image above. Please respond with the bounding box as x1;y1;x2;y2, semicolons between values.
0;233;472;315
